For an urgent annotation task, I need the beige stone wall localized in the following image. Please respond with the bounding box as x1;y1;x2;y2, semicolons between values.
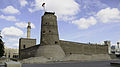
36;45;65;60
19;40;108;59
19;45;39;59
60;40;108;55
19;38;36;50
63;54;111;61
19;38;36;59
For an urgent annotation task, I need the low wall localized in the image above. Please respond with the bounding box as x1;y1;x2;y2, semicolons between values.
60;40;108;55
63;54;111;61
36;45;65;60
19;45;39;59
19;40;108;60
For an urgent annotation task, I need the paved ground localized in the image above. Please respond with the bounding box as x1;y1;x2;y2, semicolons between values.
22;60;120;67
0;60;120;67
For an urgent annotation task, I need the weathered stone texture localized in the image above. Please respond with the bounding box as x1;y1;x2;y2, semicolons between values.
19;45;39;59
19;38;36;50
37;12;65;60
19;40;109;60
63;54;111;61
36;45;65;60
60;40;108;55
40;12;60;45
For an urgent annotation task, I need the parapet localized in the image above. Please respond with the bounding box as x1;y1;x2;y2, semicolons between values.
44;12;55;15
19;38;36;50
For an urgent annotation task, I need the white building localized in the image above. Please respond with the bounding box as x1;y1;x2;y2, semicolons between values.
115;42;120;55
4;46;19;58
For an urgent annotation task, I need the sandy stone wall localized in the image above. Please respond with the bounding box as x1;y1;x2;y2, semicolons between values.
63;54;111;61
36;45;65;60
19;45;39;59
19;38;36;50
19;40;108;60
60;40;108;55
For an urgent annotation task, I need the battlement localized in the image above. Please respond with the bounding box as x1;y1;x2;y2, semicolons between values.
44;12;55;15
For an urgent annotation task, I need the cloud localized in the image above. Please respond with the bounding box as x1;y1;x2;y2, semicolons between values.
72;8;120;29
81;0;108;9
15;22;35;28
0;6;20;14
28;0;80;21
1;27;24;48
0;15;17;21
7;38;18;42
5;38;19;48
60;39;65;40
1;26;24;37
59;16;76;22
76;0;108;16
19;0;28;7
10;43;19;48
96;8;120;23
72;16;97;29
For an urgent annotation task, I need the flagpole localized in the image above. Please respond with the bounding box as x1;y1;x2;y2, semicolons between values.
43;6;46;12
42;3;46;12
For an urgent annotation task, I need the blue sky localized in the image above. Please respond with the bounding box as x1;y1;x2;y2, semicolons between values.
0;0;120;48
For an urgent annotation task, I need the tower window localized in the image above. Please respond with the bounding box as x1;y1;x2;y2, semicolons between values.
49;30;51;32
43;31;45;34
55;41;58;44
23;45;26;48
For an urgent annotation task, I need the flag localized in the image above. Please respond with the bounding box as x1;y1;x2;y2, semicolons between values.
42;3;45;7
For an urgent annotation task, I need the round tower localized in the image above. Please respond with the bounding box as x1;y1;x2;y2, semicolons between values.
40;12;60;45
36;12;65;60
27;22;31;39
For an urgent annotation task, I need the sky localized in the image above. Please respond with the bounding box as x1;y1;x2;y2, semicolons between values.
0;0;120;48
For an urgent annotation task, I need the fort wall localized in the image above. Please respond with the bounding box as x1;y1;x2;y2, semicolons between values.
60;40;108;55
19;45;39;59
19;40;109;59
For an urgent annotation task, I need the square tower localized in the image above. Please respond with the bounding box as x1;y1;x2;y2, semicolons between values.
19;38;36;50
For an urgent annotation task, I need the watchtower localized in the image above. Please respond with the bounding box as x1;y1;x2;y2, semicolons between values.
19;22;36;59
27;22;31;39
40;12;60;45
36;12;65;60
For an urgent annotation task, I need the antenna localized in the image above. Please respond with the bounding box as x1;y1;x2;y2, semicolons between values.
42;3;46;12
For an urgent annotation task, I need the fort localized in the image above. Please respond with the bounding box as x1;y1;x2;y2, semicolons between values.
19;12;116;63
